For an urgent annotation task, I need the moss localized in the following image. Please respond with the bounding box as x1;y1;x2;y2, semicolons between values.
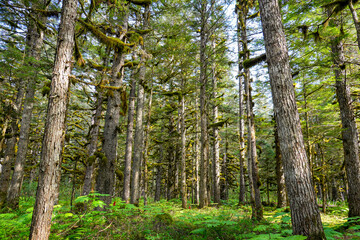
123;60;140;68
34;9;60;17
74;38;85;67
128;0;152;6
153;213;173;231
115;169;124;181
74;202;86;214
247;11;259;20
88;155;97;165
243;53;266;69
78;19;134;51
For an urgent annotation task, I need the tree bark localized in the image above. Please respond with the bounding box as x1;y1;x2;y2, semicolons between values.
275;121;286;208
258;0;325;238
236;0;246;206
123;70;137;203
199;0;209;209
212;41;221;205
180;80;187;208
82;86;103;196
155;140;164;202
29;0;77;238
331;31;360;219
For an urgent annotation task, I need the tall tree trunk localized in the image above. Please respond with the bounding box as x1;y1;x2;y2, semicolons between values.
275;121;286;208
212;43;221;205
96;50;125;205
130;4;150;206
238;2;263;220
221;133;229;200
199;0;209;209
7;1;47;209
82;86;103;196
155;139;164;202
331;29;360;219
142;87;153;206
29;0;77;238
123;70;137;203
180;80;187;208
258;0;325;238
236;1;246;206
194;97;200;204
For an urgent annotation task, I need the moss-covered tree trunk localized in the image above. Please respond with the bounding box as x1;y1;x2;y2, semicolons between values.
258;0;325;238
236;0;246;206
29;0;77;238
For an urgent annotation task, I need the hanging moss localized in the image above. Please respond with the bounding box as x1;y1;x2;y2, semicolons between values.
297;25;308;40
78;19;134;51
88;60;111;72
120;89;127;116
123;60;140;68
243;53;266;69
208;120;228;129
115;169;124;181
74;38;86;67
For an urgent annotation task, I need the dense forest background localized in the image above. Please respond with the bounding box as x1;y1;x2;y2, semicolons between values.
1;0;360;239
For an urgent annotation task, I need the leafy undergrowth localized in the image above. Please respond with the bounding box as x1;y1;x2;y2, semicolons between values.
1;195;360;239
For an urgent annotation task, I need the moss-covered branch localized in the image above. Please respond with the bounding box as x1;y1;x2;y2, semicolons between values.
128;0;152;6
243;53;266;69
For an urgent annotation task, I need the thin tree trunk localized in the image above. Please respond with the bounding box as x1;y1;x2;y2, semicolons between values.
275;121;286;208
236;1;246;206
7;1;47;209
258;0;325;238
199;0;209;209
0;75;26;207
238;3;263;220
212;42;221;205
155;135;164;202
82;86;103;196
29;0;77;238
331;29;360;219
123;70;137;203
194;97;200;204
180;80;187;208
142;87;153;206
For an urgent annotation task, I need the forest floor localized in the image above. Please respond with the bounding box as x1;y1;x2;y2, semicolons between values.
0;191;359;239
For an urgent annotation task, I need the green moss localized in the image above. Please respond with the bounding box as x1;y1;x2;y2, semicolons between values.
88;155;97;165
243;53;266;69
78;19;134;51
115;169;123;181
153;213;173;231
128;0;152;6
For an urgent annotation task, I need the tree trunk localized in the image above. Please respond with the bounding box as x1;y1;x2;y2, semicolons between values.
29;0;77;238
331;31;360;219
236;1;246;206
155;137;164;202
82;86;103;196
212;43;221;205
7;2;47;209
238;2;263;220
275;121;286;208
123;70;137;203
199;0;209;209
258;0;325;238
142;87;153;206
180;81;187;208
194;97;200;204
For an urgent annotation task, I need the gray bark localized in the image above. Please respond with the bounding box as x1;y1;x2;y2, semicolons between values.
349;0;360;51
180;81;187;208
258;0;325;238
275;122;286;208
29;0;77;238
199;0;209;209
331;31;360;219
123;71;137;203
